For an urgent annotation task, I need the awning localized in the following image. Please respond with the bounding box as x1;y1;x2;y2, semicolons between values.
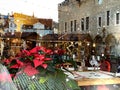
59;34;92;42
42;34;60;41
21;32;40;40
2;32;21;38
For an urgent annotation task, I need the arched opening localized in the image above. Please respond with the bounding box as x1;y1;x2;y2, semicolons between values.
94;35;103;56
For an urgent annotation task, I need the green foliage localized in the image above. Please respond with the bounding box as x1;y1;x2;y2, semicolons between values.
28;83;36;90
13;69;80;90
39;50;45;55
39;77;47;83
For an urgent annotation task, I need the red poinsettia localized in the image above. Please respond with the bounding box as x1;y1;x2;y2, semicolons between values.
3;46;53;77
54;48;65;55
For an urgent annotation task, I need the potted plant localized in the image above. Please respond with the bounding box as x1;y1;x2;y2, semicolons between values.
3;46;80;90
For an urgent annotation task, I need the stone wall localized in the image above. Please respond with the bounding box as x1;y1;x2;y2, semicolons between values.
58;0;120;56
58;0;120;38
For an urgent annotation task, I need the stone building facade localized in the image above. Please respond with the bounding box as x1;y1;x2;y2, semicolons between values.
58;0;120;57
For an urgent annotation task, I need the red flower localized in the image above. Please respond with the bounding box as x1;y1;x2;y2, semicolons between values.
34;54;45;60
54;49;58;54
3;46;53;77
41;64;48;69
10;64;20;69
33;59;44;68
16;59;24;68
3;59;11;65
53;48;65;55
23;65;39;76
46;49;53;54
29;46;38;54
58;49;65;55
44;58;52;61
36;46;47;53
22;50;31;56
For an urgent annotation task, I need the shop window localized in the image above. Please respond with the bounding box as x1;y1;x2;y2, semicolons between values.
74;20;77;31
70;21;73;32
107;10;110;26
65;22;67;32
116;13;120;24
98;0;103;5
98;17;102;27
81;18;84;31
86;17;89;30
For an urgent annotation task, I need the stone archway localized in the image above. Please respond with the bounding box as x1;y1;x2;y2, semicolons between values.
105;34;117;46
94;35;104;55
94;35;102;44
105;34;117;57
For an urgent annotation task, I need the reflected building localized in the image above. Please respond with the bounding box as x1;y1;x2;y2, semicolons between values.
0;13;57;57
58;0;120;58
13;13;53;32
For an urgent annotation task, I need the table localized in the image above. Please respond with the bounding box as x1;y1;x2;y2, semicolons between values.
65;70;120;86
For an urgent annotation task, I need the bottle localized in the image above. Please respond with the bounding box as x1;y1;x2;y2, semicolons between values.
81;59;85;71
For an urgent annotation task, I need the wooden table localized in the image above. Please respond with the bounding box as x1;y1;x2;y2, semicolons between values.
65;70;120;86
77;77;120;86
